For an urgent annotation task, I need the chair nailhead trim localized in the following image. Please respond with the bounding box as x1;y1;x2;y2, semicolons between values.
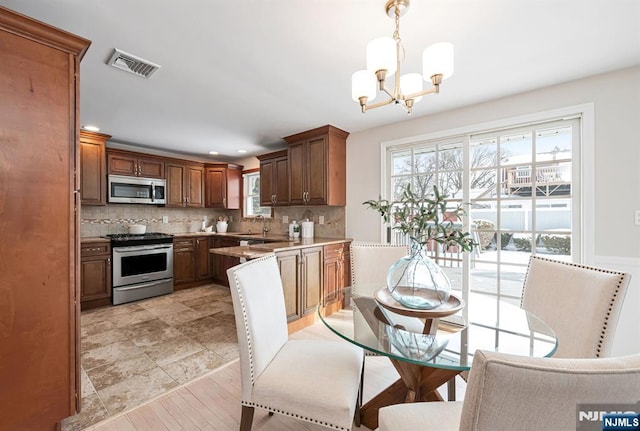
242;401;351;431
522;256;627;357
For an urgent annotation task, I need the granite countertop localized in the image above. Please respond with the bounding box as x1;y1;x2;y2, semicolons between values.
210;237;352;260
80;237;111;243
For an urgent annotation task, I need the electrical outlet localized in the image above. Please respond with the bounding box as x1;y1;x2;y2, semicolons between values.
319;216;325;225
635;210;640;226
282;215;289;224
162;215;169;224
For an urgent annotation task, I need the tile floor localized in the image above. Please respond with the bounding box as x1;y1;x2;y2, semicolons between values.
62;284;239;431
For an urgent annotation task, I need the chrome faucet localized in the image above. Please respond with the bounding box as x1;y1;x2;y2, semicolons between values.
253;215;269;236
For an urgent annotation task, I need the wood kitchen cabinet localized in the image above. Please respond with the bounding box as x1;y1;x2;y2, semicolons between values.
107;149;165;178
258;150;289;206
80;130;111;205
0;7;89;429
284;125;348;206
205;163;243;209
323;242;351;306
275;247;323;326
80;242;112;310
211;237;241;286
174;235;234;288
166;163;205;208
173;237;198;286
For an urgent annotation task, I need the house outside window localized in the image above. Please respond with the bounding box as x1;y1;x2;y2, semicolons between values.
243;171;271;217
385;117;580;311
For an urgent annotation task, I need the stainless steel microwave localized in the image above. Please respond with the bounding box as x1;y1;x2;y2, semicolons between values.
108;174;166;204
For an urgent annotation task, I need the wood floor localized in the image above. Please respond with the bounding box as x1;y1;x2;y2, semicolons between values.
82;312;463;431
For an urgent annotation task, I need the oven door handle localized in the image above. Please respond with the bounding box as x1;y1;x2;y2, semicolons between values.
113;245;173;253
114;279;173;291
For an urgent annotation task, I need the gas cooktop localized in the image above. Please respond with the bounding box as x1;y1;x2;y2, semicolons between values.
105;232;174;246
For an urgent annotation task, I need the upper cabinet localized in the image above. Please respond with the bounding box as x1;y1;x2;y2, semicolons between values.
258;150;289;206
205;163;243;209
284;125;348;206
80;130;111;205
107;149;165;179
166;162;205;208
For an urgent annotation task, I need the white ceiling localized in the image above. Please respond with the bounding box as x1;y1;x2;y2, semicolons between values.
2;0;639;161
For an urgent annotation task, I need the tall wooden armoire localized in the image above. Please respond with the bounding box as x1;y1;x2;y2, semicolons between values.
0;6;90;430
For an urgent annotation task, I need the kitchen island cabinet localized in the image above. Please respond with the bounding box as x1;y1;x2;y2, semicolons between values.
284;125;348;206
276;246;323;332
211;237;351;333
80;130;111;205
0;6;90;429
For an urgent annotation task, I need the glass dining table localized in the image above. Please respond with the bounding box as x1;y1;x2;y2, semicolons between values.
318;285;557;430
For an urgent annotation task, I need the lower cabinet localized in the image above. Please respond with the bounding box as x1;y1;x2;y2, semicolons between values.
323;243;347;305
80;242;112;310
275;246;323;323
211;237;241;286
174;238;197;286
172;236;216;288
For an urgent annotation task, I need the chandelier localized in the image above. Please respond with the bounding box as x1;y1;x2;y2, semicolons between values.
351;0;454;115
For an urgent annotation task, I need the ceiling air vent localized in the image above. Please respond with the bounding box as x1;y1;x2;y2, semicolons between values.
107;48;161;79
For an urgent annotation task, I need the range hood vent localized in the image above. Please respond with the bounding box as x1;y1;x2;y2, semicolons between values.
107;48;160;79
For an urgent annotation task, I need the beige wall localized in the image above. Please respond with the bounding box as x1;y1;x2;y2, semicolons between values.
346;65;640;355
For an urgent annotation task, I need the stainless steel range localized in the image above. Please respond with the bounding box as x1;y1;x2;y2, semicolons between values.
106;233;174;305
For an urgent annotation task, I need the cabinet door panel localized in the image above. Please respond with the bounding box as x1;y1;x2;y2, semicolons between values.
80;136;107;205
288;142;305;204
301;247;323;315
275;156;289;204
260;160;274;206
166;164;186;207
196;237;212;280
174;240;196;285
187;166;205;208
81;258;110;301
306;136;327;205
138;157;164;178
108;153;137;176
226;167;241;209
277;251;301;321
205;168;226;207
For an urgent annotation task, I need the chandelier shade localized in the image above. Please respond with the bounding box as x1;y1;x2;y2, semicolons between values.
351;0;454;115
351;70;377;102
366;37;397;76
400;73;423;103
423;42;454;81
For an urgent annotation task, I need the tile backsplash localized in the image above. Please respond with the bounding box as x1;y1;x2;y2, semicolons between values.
80;204;346;238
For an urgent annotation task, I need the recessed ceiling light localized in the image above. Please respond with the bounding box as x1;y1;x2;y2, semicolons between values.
208;151;219;155
237;150;247;154
82;125;100;132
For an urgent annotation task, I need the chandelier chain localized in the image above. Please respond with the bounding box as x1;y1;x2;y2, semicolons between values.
393;2;401;43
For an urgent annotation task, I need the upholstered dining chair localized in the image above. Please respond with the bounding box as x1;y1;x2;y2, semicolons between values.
378;350;640;431
350;242;411;347
521;255;631;358
227;255;364;431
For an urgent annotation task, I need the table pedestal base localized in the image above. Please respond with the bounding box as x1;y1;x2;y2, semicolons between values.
360;359;460;430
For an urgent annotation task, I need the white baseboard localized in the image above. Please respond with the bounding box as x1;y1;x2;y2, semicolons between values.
592;256;640;356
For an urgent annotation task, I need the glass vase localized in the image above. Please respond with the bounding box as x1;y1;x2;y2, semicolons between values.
386;241;451;310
